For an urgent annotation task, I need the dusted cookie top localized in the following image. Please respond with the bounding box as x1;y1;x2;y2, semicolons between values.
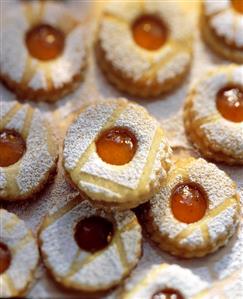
63;98;172;209
0;100;58;200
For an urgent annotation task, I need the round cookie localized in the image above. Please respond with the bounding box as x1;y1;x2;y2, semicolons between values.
0;209;39;298
142;158;240;258
184;65;243;165
39;199;142;292
201;0;243;63
1;1;87;102
63;98;172;210
0;100;58;201
120;264;208;299
97;0;192;97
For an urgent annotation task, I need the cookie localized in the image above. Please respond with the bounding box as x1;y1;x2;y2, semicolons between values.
63;98;172;210
0;100;58;201
184;65;243;165
142;158;240;258
201;0;243;63
1;1;87;102
0;209;39;298
120;264;208;299
39;199;142;292
96;0;192;97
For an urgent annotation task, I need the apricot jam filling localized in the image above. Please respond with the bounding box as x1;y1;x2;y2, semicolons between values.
0;242;11;274
171;183;207;224
216;85;243;123
132;15;168;51
74;216;114;253
231;0;243;14
26;24;65;61
0;130;26;167
96;127;137;165
152;289;184;299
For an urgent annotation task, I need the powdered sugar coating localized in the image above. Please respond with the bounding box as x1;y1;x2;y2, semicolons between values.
98;0;192;84
120;264;208;299
204;0;243;47
0;209;39;298
147;158;239;256
39;199;142;291
1;2;86;90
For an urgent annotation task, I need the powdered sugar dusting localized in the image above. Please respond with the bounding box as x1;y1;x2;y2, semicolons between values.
204;0;230;15
5;105;28;131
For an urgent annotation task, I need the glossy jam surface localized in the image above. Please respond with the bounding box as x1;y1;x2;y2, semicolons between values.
26;24;65;61
96;127;137;165
152;289;184;299
216;85;243;123
132;15;167;50
0;130;26;167
74;216;114;253
232;0;243;13
171;183;207;224
0;242;11;274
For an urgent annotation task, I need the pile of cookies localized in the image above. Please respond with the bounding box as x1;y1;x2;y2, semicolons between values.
0;1;242;298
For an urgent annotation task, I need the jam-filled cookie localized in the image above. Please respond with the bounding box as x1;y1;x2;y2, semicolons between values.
120;264;208;299
97;0;192;97
63;98;171;210
143;158;240;258
1;1;87;102
0;209;39;298
0;100;58;201
39;199;142;292
201;0;243;63
184;65;243;165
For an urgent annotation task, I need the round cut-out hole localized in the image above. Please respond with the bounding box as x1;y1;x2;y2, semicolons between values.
171;183;207;224
0;130;26;167
152;288;184;299
96;127;137;165
232;0;243;14
0;242;11;274
216;85;243;123
26;24;65;61
74;216;114;253
132;15;168;50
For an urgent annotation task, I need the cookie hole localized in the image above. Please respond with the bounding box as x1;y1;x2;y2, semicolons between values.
74;216;114;253
216;85;243;123
96;127;137;165
0;130;26;167
231;0;243;14
132;14;168;51
26;24;65;61
170;182;207;224
152;288;184;299
0;242;11;274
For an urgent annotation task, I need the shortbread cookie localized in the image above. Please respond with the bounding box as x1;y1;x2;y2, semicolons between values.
120;264;208;299
0;100;58;201
39;199;142;292
143;158;240;258
201;0;243;63
63;98;172;210
1;1;87;102
184;65;243;165
97;0;192;97
0;209;39;298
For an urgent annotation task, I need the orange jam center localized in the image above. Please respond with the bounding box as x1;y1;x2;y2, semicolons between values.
26;24;65;61
171;183;207;224
232;0;243;13
96;127;137;165
0;242;11;274
0;130;26;167
216;85;243;123
132;15;167;50
152;289;184;299
74;216;114;253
